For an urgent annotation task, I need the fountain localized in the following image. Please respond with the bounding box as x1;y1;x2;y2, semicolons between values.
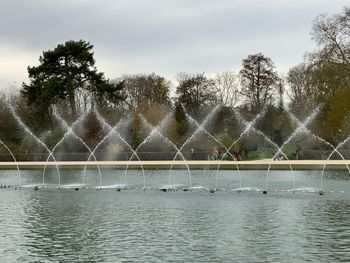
0;101;348;195
82;115;129;183
0;139;21;185
265;106;320;192
139;115;192;191
6;102;61;188
94;109;146;189
181;105;241;190
50;108;102;189
124;112;174;181
214;107;267;192
283;104;350;193
321;134;350;190
233;109;292;192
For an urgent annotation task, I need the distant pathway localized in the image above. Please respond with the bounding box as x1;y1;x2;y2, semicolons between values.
0;160;349;170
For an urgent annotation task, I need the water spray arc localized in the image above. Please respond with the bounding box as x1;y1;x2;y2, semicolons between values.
264;107;320;191
139;115;192;189
82;117;128;186
215;107;268;190
283;105;350;189
321;135;350;189
6;102;61;187
49;109;102;187
162;105;221;188
0;139;21;185
123;112;174;188
94;110;146;189
182;108;242;190
233;110;294;190
0;100;349;194
126;112;173;162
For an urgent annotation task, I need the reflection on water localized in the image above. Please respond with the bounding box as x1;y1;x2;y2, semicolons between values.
0;170;349;262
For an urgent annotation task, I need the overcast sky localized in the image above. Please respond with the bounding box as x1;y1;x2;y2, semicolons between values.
0;0;349;90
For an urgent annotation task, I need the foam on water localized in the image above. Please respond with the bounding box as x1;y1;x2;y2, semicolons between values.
96;184;128;189
61;183;87;189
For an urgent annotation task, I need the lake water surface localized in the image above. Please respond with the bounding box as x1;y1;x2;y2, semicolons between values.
0;169;349;262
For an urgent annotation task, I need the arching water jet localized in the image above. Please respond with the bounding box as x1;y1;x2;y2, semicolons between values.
94;110;146;189
6;102;61;187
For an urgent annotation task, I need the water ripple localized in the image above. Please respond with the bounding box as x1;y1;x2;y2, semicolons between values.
0;170;349;262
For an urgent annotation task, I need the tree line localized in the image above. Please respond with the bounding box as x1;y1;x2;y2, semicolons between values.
0;6;349;160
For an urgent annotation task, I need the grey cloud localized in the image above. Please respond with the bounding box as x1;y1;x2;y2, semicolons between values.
0;0;349;83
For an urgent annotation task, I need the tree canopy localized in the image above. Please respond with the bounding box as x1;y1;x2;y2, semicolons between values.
310;6;350;67
240;53;279;114
176;73;217;116
121;73;171;110
21;40;125;118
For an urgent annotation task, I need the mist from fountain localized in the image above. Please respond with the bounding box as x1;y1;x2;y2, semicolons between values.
233;110;293;190
163;105;221;189
284;104;348;163
215;107;267;190
42;111;87;186
182;108;241;190
82;116;129;186
321;135;350;189
6;102;61;187
264;107;320;191
271;107;320;161
283;105;350;189
49;109;102;189
122;112;175;188
0;139;21;185
127;112;173;162
139;115;192;189
94;110;146;189
1;98;349;194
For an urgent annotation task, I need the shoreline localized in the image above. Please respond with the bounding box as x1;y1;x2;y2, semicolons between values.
0;160;349;170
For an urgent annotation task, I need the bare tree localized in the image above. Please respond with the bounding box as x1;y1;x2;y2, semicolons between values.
176;73;218;115
120;73;171;110
240;53;280;113
310;6;350;66
214;70;240;108
286;63;319;112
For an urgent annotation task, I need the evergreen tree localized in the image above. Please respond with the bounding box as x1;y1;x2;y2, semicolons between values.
21;40;125;118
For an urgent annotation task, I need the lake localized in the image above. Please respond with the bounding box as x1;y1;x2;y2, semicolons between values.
0;169;349;262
